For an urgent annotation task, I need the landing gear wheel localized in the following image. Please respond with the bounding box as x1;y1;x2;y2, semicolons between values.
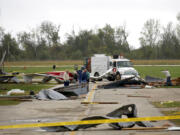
115;73;121;80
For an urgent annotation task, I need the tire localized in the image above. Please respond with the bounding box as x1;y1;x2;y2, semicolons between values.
115;72;121;80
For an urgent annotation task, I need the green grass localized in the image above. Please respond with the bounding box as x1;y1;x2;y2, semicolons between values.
4;60;83;66
160;86;180;88
135;66;180;79
0;100;21;106
0;84;54;95
4;59;180;66
162;111;180;126
152;101;180;108
132;59;180;65
152;101;180;126
3;66;180;79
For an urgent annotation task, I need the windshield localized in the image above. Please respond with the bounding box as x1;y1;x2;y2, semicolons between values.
116;61;133;67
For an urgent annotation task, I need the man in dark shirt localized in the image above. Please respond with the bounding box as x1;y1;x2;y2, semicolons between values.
82;68;90;92
82;68;88;82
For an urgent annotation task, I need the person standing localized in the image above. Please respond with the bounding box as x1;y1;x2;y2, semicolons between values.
63;71;70;87
77;67;84;83
161;70;172;86
52;65;56;70
82;68;90;92
86;69;90;83
82;68;90;82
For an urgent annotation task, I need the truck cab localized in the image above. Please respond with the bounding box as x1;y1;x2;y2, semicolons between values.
107;58;139;81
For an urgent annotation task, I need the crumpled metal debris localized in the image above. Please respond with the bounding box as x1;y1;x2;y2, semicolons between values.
98;77;146;89
0;76;19;83
41;104;153;132
145;76;164;83
54;83;89;97
37;89;67;100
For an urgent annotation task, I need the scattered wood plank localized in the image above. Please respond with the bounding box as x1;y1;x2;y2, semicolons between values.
81;101;119;104
122;127;167;130
127;95;151;98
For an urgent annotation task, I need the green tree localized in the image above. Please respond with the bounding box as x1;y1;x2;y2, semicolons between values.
115;25;130;55
139;19;161;59
98;24;115;55
1;33;21;61
18;30;44;60
40;21;61;47
160;23;180;59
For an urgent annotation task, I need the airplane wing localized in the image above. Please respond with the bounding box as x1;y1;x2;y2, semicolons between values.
23;73;64;83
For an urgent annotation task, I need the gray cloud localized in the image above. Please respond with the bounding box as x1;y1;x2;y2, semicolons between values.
0;0;179;48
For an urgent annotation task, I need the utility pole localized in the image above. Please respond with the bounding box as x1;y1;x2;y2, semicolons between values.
0;51;6;71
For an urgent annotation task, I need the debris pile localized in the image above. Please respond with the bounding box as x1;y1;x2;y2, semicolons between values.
171;77;180;86
145;76;165;87
53;83;89;97
36;83;89;100
98;74;180;89
41;104;153;132
7;89;25;96
98;77;146;89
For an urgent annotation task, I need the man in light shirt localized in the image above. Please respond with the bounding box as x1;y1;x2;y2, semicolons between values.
63;71;70;87
161;70;172;86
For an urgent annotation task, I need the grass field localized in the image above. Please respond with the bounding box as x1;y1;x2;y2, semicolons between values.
132;59;180;65
0;84;54;95
3;65;180;79
4;60;83;66
135;66;180;79
152;101;180;108
4;59;180;66
0;100;21;106
4;66;75;74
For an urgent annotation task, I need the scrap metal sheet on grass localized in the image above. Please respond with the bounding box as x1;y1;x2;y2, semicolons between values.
37;89;67;100
145;76;165;83
53;83;89;97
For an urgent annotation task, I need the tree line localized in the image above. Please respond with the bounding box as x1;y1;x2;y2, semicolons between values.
0;13;180;61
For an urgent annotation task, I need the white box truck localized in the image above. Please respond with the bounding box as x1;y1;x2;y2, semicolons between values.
91;54;110;77
84;54;139;81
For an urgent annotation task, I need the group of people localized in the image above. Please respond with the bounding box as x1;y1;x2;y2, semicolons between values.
63;67;90;87
76;67;90;83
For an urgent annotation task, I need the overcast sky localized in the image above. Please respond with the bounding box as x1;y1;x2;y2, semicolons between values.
0;0;179;48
